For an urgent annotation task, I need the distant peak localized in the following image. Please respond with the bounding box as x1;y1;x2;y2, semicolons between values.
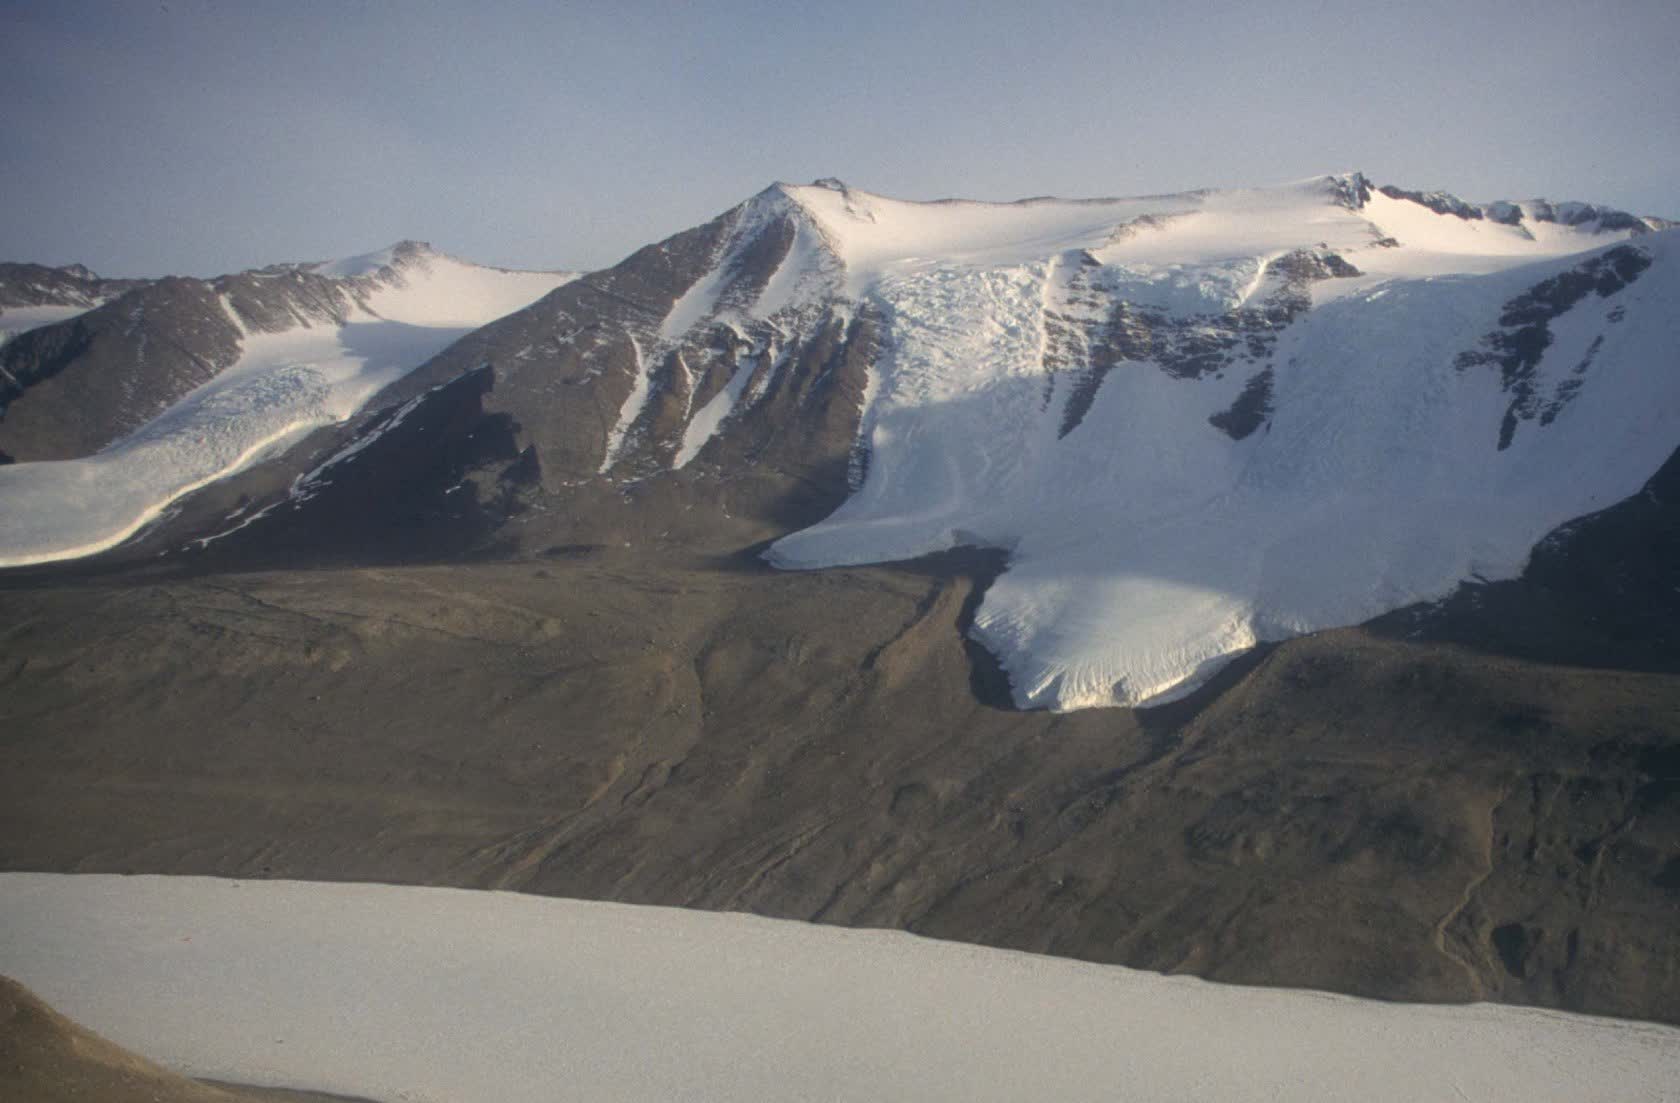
1322;172;1373;211
312;240;438;280
760;178;850;204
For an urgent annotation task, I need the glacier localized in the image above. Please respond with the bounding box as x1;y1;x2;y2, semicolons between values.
761;177;1680;709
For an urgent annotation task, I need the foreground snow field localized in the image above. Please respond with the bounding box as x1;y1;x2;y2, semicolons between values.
1;875;1676;1103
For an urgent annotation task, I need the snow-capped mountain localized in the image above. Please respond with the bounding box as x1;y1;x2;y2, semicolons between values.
2;173;1674;716
0;243;574;565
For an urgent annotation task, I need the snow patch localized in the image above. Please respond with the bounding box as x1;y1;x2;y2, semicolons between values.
674;354;756;468
659;260;733;344
599;333;650;473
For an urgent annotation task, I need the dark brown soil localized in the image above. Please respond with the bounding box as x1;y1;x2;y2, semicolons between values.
4;545;1677;1024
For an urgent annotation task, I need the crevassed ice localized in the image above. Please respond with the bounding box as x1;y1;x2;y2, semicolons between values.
769;184;1680;710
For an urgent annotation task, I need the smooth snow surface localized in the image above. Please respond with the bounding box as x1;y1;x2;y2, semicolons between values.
0;302;98;341
0;250;572;568
780;182;1197;299
344;243;576;327
674;353;756;467
3;875;1677;1103
765;176;1680;709
310;244;407;279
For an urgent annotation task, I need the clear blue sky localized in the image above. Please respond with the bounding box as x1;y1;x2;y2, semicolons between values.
3;0;1677;277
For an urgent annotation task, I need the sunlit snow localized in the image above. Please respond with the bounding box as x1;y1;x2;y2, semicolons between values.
759;177;1679;709
2;874;1676;1103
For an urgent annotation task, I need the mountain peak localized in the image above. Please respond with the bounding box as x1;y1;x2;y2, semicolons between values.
307;240;443;280
1321;171;1373;209
387;238;438;258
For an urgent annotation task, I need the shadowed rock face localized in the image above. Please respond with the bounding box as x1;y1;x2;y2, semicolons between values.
1379;188;1665;234
1380;184;1486;221
1;261;150;463
1372;442;1680;674
1525;200;1662;233
375;194;845;488
168;366;539;571
1207;366;1274;440
153;191;872;566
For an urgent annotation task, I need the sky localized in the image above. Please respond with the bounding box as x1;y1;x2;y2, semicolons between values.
3;0;1677;278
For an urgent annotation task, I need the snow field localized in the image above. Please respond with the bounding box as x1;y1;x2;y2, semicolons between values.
1;874;1676;1103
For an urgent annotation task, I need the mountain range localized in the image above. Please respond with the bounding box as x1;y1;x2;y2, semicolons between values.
4;172;1675;709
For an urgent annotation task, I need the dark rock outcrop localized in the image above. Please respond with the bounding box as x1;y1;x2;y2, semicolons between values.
1453;244;1651;450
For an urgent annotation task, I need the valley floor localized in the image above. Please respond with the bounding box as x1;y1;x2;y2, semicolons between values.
3;549;1678;1024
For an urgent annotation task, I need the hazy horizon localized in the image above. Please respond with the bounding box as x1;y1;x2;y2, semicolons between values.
4;0;1677;278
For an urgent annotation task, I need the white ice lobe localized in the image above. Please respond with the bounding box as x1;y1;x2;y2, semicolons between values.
766;175;1680;710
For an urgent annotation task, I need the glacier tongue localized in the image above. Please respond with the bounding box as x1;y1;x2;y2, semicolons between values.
769;182;1680;711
